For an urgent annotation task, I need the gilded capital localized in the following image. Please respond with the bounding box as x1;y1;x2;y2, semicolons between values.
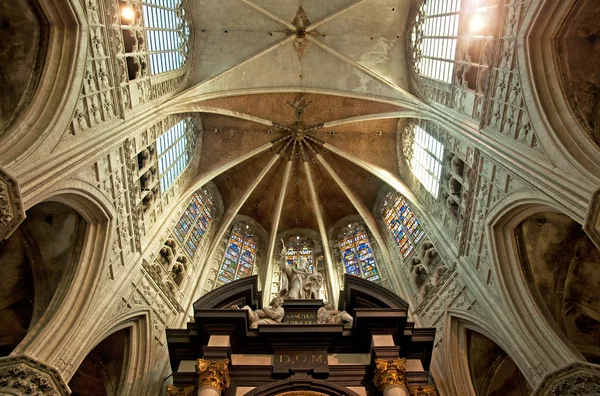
373;358;408;392
196;359;230;393
166;385;195;396
409;385;437;396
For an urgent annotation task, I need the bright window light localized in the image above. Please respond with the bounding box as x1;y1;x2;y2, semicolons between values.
410;125;443;198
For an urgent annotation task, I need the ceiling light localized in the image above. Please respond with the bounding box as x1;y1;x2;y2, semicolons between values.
121;6;135;22
469;15;485;33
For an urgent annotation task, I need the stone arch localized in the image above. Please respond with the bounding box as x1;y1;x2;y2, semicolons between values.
10;179;117;377
518;0;600;178
485;190;584;380
442;310;534;395
0;0;87;162
69;309;153;395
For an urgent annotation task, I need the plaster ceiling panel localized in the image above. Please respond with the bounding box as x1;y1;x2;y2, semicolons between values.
304;156;358;229
189;0;289;85
315;149;386;222
278;156;319;231
211;149;281;212
193;40;405;100
237;155;288;233
197;114;287;177
311;118;400;176
199;93;404;127
250;0;358;24
314;0;411;90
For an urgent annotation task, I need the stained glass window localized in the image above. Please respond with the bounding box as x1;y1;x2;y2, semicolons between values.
218;223;258;284
383;192;425;259
157;118;194;192
285;238;315;273
173;188;215;258
338;224;380;282
410;124;443;198
412;0;461;83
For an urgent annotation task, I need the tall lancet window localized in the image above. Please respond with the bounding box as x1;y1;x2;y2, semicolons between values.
285;237;315;273
409;123;443;198
412;0;461;83
156;118;195;192
338;224;380;282
218;223;258;284
383;192;425;259
173;188;215;258
142;0;190;75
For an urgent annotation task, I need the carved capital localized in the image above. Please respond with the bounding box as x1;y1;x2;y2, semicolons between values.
532;361;600;396
373;358;408;392
196;359;230;393
409;385;438;396
166;385;196;396
0;166;24;240
0;355;70;396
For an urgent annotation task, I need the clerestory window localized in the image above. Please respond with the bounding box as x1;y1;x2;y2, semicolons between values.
218;223;258;283
382;192;425;259
338;224;380;282
156;118;194;192
173;188;215;258
409;124;444;198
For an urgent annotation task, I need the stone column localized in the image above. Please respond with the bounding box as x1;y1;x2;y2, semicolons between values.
373;358;409;396
196;359;230;396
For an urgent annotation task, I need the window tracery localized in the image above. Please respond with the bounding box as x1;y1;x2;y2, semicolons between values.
285;237;315;273
338;223;381;282
382;192;425;259
409;124;444;198
156;118;194;192
173;187;216;258
218;223;258;284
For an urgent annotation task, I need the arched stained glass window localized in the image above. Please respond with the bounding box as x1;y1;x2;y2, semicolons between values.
338;224;380;282
285;238;314;273
218;223;258;284
174;187;215;258
157;118;195;192
412;0;461;83
383;193;425;259
409;124;444;198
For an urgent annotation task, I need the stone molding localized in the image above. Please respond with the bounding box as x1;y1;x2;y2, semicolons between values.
0;166;24;240
0;355;70;396
584;188;600;250
532;361;600;396
373;358;408;392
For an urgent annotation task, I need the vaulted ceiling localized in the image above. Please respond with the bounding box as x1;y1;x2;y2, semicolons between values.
183;0;419;235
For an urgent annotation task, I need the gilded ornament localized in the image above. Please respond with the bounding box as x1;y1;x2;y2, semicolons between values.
196;359;230;393
373;358;408;392
166;385;195;396
409;385;437;396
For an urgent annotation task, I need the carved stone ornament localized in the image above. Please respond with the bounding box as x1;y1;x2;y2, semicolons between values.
409;385;438;396
532;361;600;396
0;166;25;240
0;355;70;396
166;385;196;396
196;359;230;393
584;187;600;250
373;358;408;392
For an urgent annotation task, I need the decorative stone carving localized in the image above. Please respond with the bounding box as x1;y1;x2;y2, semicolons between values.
235;297;285;329
279;241;324;299
409;385;437;396
317;303;353;325
532;361;600;396
196;359;230;393
373;358;408;392
0;167;24;240
584;187;600;250
0;355;69;396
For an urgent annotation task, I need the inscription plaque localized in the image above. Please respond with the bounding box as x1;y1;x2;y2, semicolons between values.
273;350;328;374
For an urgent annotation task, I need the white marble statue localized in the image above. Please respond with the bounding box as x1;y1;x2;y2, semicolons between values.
317;302;353;325
279;240;324;300
235;297;285;329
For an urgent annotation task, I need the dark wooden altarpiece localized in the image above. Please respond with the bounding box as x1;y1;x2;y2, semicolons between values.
166;275;435;395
